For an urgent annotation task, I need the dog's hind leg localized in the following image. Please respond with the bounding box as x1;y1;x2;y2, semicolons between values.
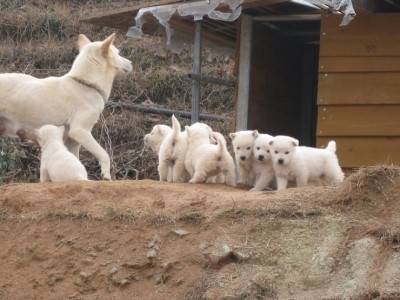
40;167;51;182
0;116;13;136
172;159;186;183
68;123;111;180
65;138;81;158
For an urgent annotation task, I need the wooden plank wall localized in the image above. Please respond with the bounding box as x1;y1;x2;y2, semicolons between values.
317;13;400;168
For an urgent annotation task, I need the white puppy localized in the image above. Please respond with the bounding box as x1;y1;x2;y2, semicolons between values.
229;130;258;186
268;135;344;190
250;133;275;192
185;127;236;187
34;125;88;182
144;124;172;153
158;115;189;182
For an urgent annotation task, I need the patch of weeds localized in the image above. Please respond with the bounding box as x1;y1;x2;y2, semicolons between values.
363;225;400;246
106;206;138;223
46;210;90;224
179;212;205;224
252;280;277;299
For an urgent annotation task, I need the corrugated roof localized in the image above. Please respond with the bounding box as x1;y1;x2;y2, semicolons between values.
81;0;400;47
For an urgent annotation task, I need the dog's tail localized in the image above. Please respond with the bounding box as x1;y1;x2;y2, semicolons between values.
171;114;181;145
326;141;336;153
214;132;228;157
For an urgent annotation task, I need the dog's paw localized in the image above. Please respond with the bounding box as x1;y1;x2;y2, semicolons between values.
102;173;112;181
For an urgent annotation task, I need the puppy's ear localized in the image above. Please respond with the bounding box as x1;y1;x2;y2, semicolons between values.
185;126;190;136
101;33;115;58
58;126;65;136
252;130;259;138
34;129;42;145
156;125;162;134
78;34;91;51
292;138;299;147
229;133;235;140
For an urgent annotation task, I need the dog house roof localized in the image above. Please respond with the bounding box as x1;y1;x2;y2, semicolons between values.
82;0;357;49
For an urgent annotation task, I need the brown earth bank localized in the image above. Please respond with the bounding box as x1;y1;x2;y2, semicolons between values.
1;165;400;300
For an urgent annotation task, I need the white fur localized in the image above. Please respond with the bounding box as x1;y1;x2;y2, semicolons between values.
0;33;133;180
229;130;258;186
144;124;172;153
158;115;190;182
34;125;88;182
250;133;275;192
268;135;344;190
185;129;236;187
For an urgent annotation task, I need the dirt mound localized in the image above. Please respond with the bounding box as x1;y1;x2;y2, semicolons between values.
1;166;400;299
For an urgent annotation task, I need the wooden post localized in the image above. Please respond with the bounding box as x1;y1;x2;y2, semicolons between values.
236;14;252;131
191;21;202;124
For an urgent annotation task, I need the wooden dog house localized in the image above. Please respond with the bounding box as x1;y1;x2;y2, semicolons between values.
82;0;400;169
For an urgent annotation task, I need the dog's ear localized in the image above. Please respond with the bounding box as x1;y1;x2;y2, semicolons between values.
229;133;235;140
269;139;274;146
252;130;259;138
292;138;299;147
101;33;115;58
78;34;91;51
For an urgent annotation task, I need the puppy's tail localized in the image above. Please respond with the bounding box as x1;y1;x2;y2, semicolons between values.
326;141;336;153
171;114;181;144
215;133;228;157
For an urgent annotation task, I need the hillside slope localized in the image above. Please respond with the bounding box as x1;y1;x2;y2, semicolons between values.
1;165;400;299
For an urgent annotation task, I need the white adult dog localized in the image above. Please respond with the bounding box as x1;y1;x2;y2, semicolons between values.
268;135;344;190
34;125;88;182
250;133;275;192
0;33;133;180
144;124;172;153
229;130;258;186
185;128;236;187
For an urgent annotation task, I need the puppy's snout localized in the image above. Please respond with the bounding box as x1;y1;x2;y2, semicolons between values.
278;158;284;165
258;155;264;161
240;155;246;161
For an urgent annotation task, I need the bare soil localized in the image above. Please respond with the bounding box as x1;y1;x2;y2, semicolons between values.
1;165;400;300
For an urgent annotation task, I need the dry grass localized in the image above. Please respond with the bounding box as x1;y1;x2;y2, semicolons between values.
0;0;235;183
331;164;400;209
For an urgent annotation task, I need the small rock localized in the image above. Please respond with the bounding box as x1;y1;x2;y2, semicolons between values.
154;273;163;285
148;234;161;249
174;278;183;286
173;229;189;236
147;249;157;258
79;271;90;282
199;242;209;251
109;267;118;275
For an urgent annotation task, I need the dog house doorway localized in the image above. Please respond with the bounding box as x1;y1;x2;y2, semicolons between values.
245;14;321;147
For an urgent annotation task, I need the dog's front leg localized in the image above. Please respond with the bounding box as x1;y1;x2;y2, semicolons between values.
68;125;111;180
250;172;273;192
276;176;288;190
